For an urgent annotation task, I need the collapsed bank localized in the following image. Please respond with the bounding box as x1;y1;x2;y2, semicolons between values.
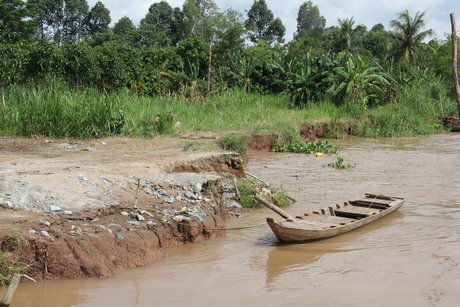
0;137;244;282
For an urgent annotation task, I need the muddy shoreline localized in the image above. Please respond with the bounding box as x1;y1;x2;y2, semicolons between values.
0;124;331;283
0;136;247;282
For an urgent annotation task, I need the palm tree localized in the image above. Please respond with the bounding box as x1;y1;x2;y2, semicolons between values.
331;55;390;109
338;17;356;51
390;10;433;64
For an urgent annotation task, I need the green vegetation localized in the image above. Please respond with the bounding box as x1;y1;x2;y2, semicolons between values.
0;1;458;139
236;178;291;208
218;134;248;157
327;156;354;170
0;234;29;286
273;139;337;154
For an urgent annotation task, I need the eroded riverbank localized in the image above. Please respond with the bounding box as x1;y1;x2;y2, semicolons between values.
0;137;243;281
2;133;459;307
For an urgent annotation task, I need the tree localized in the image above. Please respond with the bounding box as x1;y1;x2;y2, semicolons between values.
85;1;111;36
138;2;183;46
390;10;433;64
213;9;245;60
295;1;325;40
113;16;135;45
338;17;356;52
0;0;36;43
182;0;219;40
27;0;64;43
245;0;285;44
61;0;89;44
363;23;390;59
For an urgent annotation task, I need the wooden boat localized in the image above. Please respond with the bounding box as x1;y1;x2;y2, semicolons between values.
255;193;404;243
442;117;460;132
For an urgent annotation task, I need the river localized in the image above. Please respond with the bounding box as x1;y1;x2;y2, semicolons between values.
3;134;460;306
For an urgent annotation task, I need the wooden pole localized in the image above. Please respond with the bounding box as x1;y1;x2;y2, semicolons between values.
450;13;460;118
254;194;293;220
0;273;21;307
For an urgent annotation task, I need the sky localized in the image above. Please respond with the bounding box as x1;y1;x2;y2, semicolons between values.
87;0;460;41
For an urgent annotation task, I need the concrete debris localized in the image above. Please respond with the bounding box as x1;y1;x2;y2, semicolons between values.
136;214;145;221
227;201;242;209
116;232;124;240
140;210;154;217
193;183;202;193
163;197;175;204
28;229;36;235
50;205;62;212
127;220;141;226
63;210;73;215
185;191;198;200
120;211;129;216
40;230;50;237
42;220;51;227
173;215;191;222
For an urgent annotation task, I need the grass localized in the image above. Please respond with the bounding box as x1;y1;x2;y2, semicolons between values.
236;178;291;208
0;234;29;286
218;135;248;157
0;79;457;139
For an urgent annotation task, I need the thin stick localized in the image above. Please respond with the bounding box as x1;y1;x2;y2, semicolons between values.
245;171;297;203
1;273;21;307
245;171;269;186
21;274;37;283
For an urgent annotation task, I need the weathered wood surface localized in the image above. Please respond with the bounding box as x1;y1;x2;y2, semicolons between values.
451;13;460;118
263;194;404;243
0;273;21;307
255;194;292;220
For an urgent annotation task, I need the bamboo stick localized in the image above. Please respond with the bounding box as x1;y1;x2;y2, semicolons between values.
254;194;293;220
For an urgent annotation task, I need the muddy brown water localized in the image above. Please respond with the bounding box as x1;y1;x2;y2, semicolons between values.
2;134;460;307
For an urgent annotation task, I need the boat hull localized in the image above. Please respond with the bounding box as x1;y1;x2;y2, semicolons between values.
266;194;404;243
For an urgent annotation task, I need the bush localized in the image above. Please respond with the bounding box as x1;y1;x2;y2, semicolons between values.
139;112;177;137
218;134;248;157
274;139;337;154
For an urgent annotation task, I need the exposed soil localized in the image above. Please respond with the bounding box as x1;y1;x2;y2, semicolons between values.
0;137;241;281
0;123;333;283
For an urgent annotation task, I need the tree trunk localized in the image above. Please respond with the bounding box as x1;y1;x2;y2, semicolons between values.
450;13;460;118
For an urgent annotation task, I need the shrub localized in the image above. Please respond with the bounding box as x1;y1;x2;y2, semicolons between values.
218;134;248;157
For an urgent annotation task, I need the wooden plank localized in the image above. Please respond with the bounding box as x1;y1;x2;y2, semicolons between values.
1;273;21;307
254;194;292;220
301;214;357;224
335;205;381;218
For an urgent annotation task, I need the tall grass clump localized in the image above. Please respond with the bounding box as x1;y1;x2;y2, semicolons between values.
361;75;455;137
218;134;248;157
1;83;125;138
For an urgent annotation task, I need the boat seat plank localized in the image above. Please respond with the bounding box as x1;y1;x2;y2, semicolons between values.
300;214;356;224
358;198;392;205
335;205;381;218
283;219;339;230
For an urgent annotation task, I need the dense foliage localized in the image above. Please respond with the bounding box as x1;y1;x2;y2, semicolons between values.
0;0;458;138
